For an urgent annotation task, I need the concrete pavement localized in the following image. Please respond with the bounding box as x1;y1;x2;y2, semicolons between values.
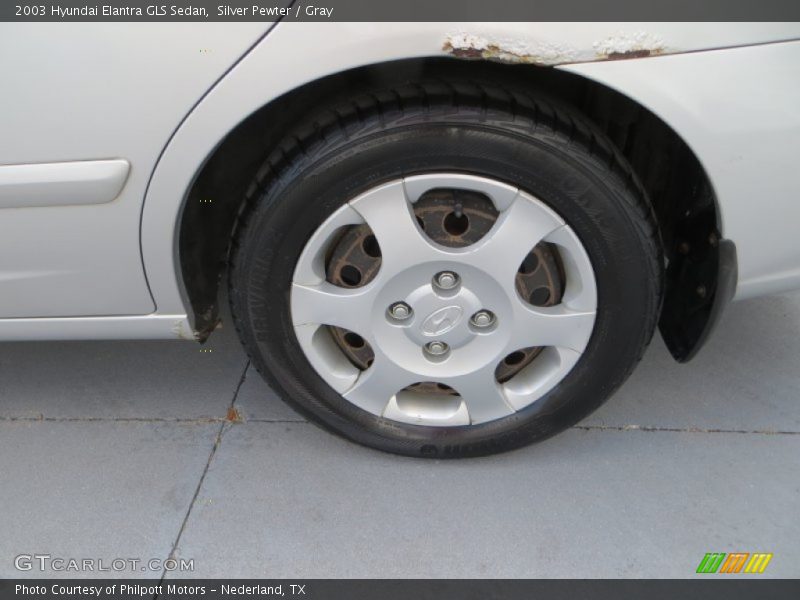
1;292;798;578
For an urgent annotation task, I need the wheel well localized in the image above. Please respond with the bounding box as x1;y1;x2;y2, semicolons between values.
178;57;723;360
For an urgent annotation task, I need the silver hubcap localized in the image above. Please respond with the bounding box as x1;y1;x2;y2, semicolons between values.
291;174;597;427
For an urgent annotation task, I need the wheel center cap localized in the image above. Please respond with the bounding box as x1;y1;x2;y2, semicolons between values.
373;263;513;358
420;305;463;337
399;283;483;349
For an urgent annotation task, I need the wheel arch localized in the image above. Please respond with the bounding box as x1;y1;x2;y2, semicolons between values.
145;53;729;360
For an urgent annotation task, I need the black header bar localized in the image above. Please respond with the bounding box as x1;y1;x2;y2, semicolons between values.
3;0;800;22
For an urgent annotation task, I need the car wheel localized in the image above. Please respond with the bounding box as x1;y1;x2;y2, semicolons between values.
229;82;662;457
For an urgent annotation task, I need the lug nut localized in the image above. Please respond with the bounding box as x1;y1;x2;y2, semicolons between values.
424;341;449;356
471;310;496;328
434;271;460;290
388;302;413;320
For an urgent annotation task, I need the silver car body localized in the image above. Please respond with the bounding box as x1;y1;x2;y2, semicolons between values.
1;22;799;340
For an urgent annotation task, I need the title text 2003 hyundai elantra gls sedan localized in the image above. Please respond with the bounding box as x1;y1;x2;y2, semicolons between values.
2;22;799;456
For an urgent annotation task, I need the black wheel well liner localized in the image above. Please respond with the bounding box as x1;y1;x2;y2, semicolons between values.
177;57;732;361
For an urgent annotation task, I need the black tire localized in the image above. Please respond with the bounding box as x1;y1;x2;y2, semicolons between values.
229;81;663;458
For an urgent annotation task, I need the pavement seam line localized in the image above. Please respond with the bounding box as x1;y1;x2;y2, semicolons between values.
155;360;250;594
0;416;306;423
2;418;796;434
572;424;800;435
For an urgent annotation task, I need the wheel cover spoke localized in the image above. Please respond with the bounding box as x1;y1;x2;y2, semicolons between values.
450;365;515;425
348;180;444;276
503;346;583;411
509;304;596;353
342;354;416;416
469;192;565;283
291;281;377;336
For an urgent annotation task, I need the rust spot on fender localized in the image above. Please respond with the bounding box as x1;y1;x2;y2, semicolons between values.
444;31;667;66
594;31;666;61
443;34;577;66
445;44;484;59
606;48;655;60
443;40;552;65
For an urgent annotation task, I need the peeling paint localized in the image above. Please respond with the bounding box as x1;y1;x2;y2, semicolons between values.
593;31;666;60
605;48;655;60
443;33;577;66
444;31;667;66
171;319;199;341
178;309;220;343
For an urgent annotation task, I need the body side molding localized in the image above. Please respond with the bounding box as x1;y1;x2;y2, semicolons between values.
0;159;130;209
0;314;194;341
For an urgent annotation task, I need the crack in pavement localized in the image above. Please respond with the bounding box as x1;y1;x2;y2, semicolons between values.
155;359;250;592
